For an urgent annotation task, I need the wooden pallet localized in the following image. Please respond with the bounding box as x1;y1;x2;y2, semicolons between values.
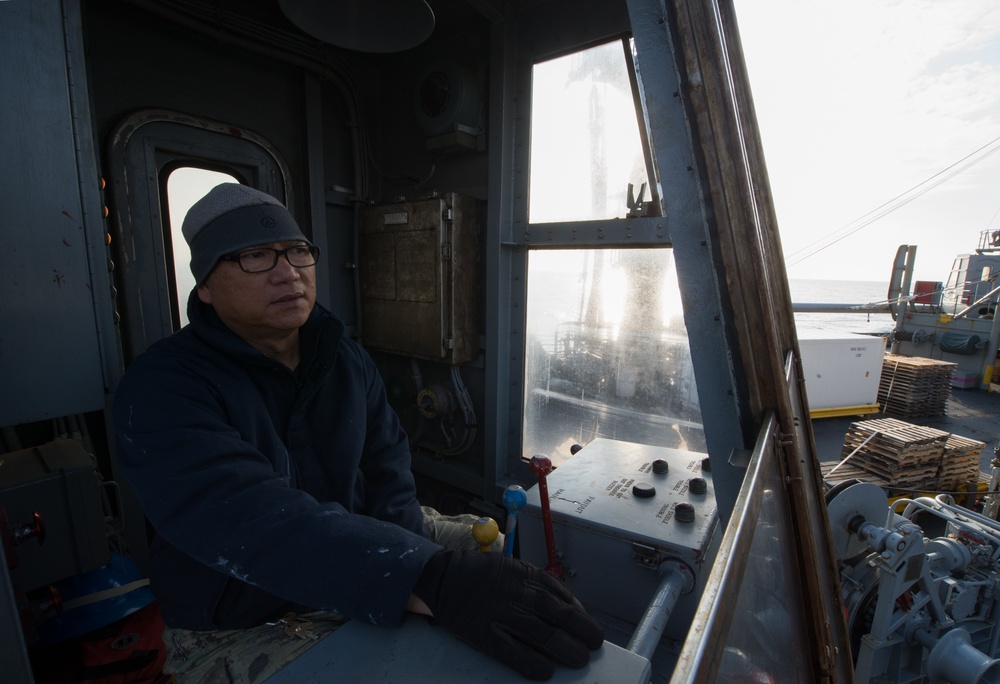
822;462;890;487
821;461;937;492
831;416;987;492
938;434;986;490
840;417;948;488
822;460;989;496
878;354;956;418
841;418;949;461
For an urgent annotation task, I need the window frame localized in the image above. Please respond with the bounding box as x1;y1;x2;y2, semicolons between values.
107;109;290;362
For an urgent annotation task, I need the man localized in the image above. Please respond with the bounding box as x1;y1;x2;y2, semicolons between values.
113;183;602;682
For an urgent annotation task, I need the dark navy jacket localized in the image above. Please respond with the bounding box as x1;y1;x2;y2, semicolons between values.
113;296;441;630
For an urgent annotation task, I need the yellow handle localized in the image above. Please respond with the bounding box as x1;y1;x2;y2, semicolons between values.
471;517;500;552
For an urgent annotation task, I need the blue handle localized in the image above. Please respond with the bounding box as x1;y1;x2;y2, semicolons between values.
502;485;527;557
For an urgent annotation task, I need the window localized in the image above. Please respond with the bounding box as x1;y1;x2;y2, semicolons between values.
109;112;289;361
520;39;688;462
165;167;239;327
528;41;652;223
522;248;703;465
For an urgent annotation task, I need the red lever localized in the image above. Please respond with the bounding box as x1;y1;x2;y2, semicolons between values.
38;585;62;616
529;455;564;580
12;512;46;546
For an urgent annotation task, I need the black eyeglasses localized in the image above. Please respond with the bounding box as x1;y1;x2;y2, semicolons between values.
220;244;321;273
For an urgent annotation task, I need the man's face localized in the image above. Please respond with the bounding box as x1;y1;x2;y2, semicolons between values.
197;241;317;341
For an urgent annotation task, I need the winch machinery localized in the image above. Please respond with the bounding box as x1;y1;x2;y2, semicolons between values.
827;479;1000;683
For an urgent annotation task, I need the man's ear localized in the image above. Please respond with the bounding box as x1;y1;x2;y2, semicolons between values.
197;281;212;304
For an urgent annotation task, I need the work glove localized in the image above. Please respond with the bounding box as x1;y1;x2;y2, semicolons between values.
411;549;604;681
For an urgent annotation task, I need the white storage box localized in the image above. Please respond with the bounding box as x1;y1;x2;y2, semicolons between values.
798;332;886;415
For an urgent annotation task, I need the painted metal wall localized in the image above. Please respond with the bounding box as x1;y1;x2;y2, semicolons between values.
0;1;118;427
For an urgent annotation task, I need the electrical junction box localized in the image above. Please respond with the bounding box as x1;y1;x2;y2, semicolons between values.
797;332;886;414
0;439;108;591
519;439;717;639
358;193;479;365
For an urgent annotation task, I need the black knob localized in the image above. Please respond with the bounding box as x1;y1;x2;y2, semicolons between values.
632;482;656;498
689;477;707;494
675;502;695;523
701;457;711;472
652;459;669;474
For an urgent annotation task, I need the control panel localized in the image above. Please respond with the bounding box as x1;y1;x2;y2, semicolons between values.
519;439;717;639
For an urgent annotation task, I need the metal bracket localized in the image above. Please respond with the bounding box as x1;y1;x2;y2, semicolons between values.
631;542;662;570
728;448;751;469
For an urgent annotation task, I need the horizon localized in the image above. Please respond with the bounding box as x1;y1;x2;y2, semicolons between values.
788;277;887;284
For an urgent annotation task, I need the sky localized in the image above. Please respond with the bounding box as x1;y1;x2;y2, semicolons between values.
733;1;1000;286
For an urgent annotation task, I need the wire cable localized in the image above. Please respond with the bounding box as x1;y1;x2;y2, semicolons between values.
785;135;1000;268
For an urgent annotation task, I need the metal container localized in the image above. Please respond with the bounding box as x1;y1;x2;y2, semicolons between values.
798;331;886;413
519;439;717;638
0;440;108;591
359;193;480;364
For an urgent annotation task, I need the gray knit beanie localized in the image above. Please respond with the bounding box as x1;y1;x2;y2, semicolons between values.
182;183;309;283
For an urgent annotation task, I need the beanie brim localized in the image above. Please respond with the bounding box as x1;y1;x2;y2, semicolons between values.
188;203;308;283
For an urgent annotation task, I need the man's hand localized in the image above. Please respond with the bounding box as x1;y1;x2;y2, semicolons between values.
411;550;604;681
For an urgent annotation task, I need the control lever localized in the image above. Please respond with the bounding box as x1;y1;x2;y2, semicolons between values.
33;585;62;619
501;485;527;557
471;517;499;552
529;455;564;580
12;512;46;546
1;508;46;570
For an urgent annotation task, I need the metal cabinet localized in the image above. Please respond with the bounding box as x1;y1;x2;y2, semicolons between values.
359;193;480;364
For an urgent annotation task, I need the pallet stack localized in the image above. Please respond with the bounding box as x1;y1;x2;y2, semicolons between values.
832;417;987;493
878;354;956;418
938;434;987;491
839;418;949;489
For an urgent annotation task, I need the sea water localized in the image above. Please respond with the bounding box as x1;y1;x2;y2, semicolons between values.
790;279;893;337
